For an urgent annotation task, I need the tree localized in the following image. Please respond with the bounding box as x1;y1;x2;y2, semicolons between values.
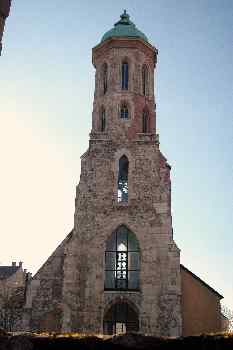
221;304;233;332
0;286;25;332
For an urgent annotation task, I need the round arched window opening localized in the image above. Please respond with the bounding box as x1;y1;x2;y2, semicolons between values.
105;225;140;291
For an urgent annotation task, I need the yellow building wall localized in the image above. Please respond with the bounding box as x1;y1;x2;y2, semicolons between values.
181;266;222;336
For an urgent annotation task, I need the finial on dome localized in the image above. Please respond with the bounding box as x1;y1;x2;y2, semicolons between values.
118;10;131;25
122;9;129;18
101;10;149;43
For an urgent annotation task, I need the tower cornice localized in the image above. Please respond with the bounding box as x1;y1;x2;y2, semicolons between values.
92;37;158;68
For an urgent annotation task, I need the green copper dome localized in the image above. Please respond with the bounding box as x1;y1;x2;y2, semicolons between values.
101;10;148;43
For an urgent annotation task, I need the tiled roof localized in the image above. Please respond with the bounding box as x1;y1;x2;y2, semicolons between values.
181;264;223;299
0;266;19;280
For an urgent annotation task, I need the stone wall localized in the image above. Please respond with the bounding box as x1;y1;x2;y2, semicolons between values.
24;232;73;332
61;133;182;335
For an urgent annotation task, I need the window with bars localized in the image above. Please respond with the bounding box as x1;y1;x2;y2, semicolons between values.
105;225;140;291
122;62;129;90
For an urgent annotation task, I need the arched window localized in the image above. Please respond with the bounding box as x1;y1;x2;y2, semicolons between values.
142;109;149;133
142;65;148;96
105;225;140;291
122;62;128;90
103;301;139;335
120;103;129;119
100;108;106;132
118;155;129;202
103;63;108;94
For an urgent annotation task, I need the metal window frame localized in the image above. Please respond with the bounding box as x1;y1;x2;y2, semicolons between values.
105;227;140;291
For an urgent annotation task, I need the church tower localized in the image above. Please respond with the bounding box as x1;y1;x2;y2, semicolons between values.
61;11;182;336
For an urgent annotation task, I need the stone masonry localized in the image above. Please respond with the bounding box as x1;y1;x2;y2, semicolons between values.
24;12;182;336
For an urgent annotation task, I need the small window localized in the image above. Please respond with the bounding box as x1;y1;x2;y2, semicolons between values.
142;110;149;133
102;63;108;94
122;62;128;90
120;104;129;119
118;155;129;202
101;108;106;132
142;65;148;96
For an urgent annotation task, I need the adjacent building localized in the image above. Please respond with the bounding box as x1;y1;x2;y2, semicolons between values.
0;261;30;331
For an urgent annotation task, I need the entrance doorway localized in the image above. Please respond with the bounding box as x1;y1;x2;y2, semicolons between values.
103;301;139;335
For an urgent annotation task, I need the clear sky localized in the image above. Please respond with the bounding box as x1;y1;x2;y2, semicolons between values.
0;1;232;311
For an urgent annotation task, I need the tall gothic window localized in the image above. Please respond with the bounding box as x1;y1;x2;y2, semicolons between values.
105;225;140;291
103;63;108;94
118;155;129;202
122;62;128;90
120;103;129;119
142;65;148;96
142;109;149;133
101;108;106;132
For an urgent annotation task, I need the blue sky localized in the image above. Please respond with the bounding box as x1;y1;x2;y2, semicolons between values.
0;1;232;311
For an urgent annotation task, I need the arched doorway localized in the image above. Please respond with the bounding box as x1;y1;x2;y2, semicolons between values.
103;301;139;335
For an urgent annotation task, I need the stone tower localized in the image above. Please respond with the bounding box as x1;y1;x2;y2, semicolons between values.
61;11;182;336
24;11;182;336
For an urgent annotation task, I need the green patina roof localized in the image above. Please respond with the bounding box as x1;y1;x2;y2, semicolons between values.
101;10;148;43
